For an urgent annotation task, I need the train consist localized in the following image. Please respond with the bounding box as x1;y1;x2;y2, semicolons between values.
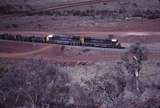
0;33;123;48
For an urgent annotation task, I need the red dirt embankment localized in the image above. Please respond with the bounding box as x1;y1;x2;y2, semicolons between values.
0;40;160;66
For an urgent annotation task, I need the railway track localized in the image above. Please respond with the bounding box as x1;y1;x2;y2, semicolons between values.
1;30;160;52
36;0;112;12
0;0;112;18
0;32;123;49
1;30;160;38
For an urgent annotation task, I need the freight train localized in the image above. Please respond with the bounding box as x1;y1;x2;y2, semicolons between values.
0;33;123;48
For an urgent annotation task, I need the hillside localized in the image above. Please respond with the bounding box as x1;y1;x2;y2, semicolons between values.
0;0;160;16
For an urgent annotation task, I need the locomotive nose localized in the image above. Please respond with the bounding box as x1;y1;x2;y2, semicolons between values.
46;34;54;41
111;38;118;42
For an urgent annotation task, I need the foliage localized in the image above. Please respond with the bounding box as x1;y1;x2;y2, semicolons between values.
0;58;70;108
121;43;147;94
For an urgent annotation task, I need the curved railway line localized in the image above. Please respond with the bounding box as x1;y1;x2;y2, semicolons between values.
0;31;160;60
0;0;160;63
0;0;112;18
37;0;112;13
0;32;123;49
0;41;160;61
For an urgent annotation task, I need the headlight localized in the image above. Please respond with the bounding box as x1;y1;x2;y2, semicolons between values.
111;39;117;42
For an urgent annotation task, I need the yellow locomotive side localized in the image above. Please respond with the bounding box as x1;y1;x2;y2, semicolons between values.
80;37;85;44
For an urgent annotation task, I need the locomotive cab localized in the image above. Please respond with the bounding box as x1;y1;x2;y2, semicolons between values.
80;37;85;45
46;34;54;41
111;38;122;48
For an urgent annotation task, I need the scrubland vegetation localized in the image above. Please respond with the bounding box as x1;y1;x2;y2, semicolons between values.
0;44;160;108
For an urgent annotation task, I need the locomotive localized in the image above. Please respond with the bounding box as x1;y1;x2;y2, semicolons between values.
0;33;123;48
46;34;122;48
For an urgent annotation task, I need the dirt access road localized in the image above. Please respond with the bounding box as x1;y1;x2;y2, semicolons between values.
0;41;53;58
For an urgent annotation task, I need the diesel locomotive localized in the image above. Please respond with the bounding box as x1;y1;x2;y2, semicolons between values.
0;33;123;48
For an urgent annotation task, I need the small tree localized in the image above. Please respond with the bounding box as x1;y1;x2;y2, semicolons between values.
122;43;147;94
